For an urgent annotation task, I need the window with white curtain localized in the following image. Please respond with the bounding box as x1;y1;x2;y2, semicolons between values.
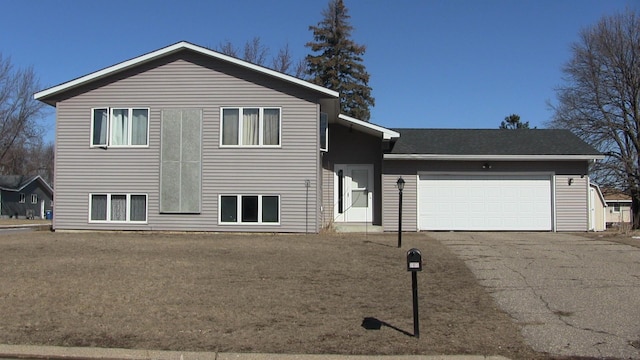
91;108;149;147
89;194;147;223
221;107;280;147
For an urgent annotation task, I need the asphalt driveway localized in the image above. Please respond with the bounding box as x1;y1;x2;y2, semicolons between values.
431;232;640;359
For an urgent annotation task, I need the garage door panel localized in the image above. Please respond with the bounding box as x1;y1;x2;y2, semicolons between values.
419;174;552;231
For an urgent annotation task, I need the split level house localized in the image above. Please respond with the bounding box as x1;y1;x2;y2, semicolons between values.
34;41;604;233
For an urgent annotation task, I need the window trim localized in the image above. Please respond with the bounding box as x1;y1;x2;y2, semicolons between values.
90;107;150;148
320;112;329;152
218;194;280;225
219;107;282;148
88;193;148;223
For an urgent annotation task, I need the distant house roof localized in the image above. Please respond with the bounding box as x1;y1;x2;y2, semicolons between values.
0;175;53;195
385;129;605;160
603;192;632;202
34;41;339;106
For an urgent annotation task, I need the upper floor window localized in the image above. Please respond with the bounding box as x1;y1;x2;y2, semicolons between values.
91;108;149;147
320;112;328;152
221;107;280;147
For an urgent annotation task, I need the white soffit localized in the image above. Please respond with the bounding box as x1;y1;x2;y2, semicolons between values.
337;114;400;140
384;154;606;161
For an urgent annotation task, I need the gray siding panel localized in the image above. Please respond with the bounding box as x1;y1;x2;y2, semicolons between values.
382;162;418;232
555;175;588;231
382;160;590;232
53;53;322;232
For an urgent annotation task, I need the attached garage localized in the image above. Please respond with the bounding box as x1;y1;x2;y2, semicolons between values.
381;129;605;232
418;174;552;231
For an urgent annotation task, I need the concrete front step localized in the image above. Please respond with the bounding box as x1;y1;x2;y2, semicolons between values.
333;223;384;233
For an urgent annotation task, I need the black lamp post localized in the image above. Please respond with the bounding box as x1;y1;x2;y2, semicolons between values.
397;177;405;248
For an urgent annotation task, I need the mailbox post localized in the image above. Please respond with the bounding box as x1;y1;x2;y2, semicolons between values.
407;248;422;338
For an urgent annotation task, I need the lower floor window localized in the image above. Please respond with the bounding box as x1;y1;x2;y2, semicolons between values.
90;193;147;222
220;195;279;224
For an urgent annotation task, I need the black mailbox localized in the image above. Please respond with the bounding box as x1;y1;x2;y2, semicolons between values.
407;248;422;271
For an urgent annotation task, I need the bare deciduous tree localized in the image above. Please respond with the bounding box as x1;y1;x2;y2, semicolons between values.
216;40;239;58
243;37;268;66
217;38;306;78
0;53;47;177
548;10;640;227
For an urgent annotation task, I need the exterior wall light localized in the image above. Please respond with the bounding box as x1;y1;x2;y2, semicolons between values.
397;177;405;248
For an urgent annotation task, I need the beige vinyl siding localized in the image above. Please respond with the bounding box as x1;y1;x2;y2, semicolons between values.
52;52;323;232
382;160;591;232
555;175;588;231
382;161;418;232
321;157;334;229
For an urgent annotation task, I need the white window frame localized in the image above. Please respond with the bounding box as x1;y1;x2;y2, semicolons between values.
31;194;38;204
90;107;150;148
88;193;148;223
218;194;280;225
220;107;281;148
320;112;329;152
19;193;25;203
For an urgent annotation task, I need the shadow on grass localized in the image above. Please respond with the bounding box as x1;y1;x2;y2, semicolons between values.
362;240;397;248
361;317;414;337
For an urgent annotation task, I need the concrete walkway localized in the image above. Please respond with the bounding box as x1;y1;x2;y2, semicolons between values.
432;232;640;359
0;344;509;360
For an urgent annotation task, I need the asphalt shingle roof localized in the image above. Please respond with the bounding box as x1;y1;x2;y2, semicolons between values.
0;175;37;190
389;129;602;156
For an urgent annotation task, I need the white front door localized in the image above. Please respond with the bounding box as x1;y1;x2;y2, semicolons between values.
334;164;374;222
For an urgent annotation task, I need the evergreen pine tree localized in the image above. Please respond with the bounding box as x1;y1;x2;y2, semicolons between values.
305;0;375;121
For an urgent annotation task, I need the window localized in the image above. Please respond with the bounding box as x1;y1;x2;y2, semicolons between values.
221;107;280;146
31;194;38;204
613;203;621;213
320;112;328;152
219;195;279;224
91;107;149;147
19;193;25;203
89;194;147;223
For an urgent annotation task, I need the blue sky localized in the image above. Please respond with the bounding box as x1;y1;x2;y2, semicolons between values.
1;0;637;143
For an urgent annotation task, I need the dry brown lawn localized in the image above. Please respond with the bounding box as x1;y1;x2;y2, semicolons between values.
0;231;548;358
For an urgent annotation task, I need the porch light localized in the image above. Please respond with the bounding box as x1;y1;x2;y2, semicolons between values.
397;177;405;248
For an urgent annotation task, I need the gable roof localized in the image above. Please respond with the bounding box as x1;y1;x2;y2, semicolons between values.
0;175;53;195
34;41;339;105
385;129;604;160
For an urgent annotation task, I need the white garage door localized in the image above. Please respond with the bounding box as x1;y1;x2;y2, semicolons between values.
419;174;552;231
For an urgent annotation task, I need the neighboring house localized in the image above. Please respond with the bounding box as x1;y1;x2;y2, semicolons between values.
604;191;632;227
34;41;604;232
589;183;607;232
0;175;54;219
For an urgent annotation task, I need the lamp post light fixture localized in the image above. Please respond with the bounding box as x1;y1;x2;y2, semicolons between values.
397;177;405;248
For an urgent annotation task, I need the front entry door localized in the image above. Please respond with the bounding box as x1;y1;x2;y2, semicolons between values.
334;164;374;222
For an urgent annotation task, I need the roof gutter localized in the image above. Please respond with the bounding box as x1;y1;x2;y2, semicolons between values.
384;154;606;161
